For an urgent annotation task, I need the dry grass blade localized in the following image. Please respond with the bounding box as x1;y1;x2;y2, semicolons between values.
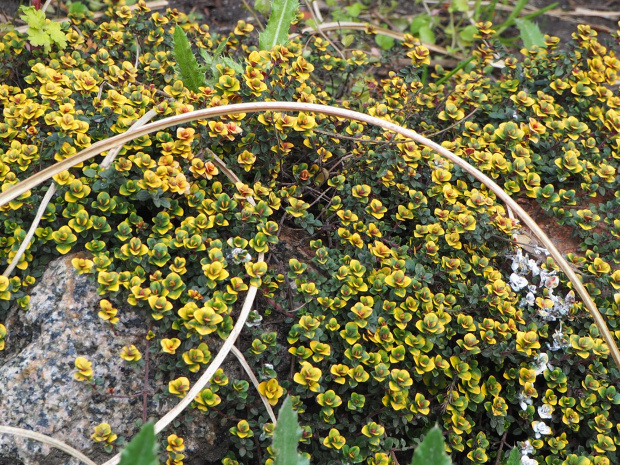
547;7;620;18
2;183;56;278
231;345;278;424
0;426;97;465
101;109;158;169
2;110;157;279
100;274;262;465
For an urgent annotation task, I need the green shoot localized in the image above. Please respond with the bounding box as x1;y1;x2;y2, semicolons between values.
259;0;299;51
409;426;451;465
118;423;159;465
272;396;309;465
173;25;208;92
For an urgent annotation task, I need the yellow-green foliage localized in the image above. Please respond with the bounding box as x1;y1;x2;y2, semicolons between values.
1;2;620;465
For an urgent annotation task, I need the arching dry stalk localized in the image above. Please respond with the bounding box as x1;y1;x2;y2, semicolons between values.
0;101;617;465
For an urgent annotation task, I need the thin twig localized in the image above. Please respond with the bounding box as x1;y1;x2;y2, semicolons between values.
2;183;55;277
421;107;480;137
307;186;332;209
390;449;400;465
314;127;389;144
494;431;509;465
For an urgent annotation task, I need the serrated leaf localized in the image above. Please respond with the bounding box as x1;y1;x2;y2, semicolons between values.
198;41;243;82
27;28;52;50
19;6;46;29
213;37;229;57
255;0;271;15
507;448;522;465
173;25;207;92
259;0;299;51
272;396;309;465
44;21;67;50
219;56;244;74
410;426;451;465
118;423;159;465
199;48;216;67
515;18;545;50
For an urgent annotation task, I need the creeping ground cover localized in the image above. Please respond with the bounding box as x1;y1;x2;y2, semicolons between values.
1;1;620;464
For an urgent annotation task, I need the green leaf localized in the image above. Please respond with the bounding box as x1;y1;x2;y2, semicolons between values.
259;0;299;51
199;48;216;67
19;5;68;53
219;56;244;74
419;25;436;44
27;28;52;50
118;423;159;465
213;37;229;57
459;24;478;43
410;14;431;34
375;34;395;50
342;34;355;47
346;2;364;18
198;39;243;87
68;2;88;14
272;396;309;465
173;25;208;92
410;426;451;465
44;21;67;50
515;18;545;49
449;0;468;13
19;6;46;29
507;448;522;465
255;0;271;15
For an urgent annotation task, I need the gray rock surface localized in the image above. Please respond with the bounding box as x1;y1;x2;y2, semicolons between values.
0;254;236;465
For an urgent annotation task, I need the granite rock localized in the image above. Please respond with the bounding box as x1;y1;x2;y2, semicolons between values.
0;254;236;465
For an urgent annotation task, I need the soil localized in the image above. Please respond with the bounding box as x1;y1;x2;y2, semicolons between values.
516;197;583;257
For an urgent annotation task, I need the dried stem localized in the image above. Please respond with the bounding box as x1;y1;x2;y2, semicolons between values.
230;345;277;424
494;430;509;465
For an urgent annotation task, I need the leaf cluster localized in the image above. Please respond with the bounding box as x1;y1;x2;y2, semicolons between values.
19;6;68;53
0;3;619;465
